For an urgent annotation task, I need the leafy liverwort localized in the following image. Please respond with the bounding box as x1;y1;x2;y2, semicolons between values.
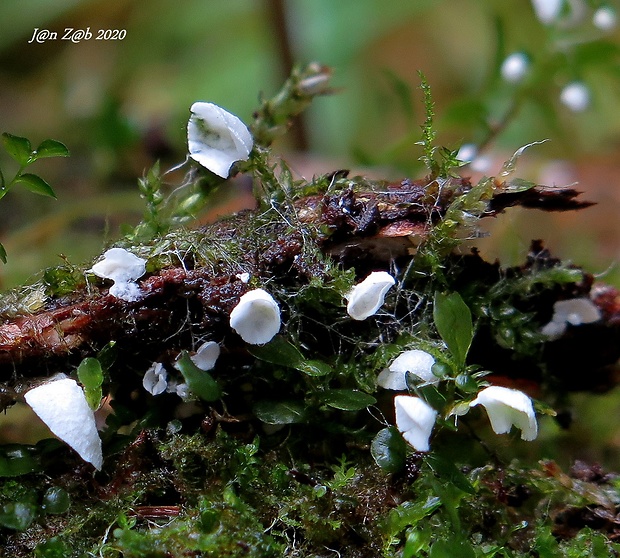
346;271;395;321
470;386;538;441
187;102;253;178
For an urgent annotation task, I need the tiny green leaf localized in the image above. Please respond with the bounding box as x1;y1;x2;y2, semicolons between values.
425;453;475;495
1;132;32;166
176;351;221;402
77;358;104;389
41;487;71;514
0;243;6;264
249;336;332;377
253;400;306;424
296;359;331;377
371;426;406;473
505;177;537;193
321;389;376;411
429;539;476;558
499;139;548;177
0;445;41;477
15;174;57;198
433;291;473;369
33;139;70;160
77;357;104;410
248;336;304;368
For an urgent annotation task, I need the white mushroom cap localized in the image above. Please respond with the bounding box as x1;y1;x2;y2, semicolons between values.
24;378;103;470
394;395;437;452
188;102;253;179
346;271;395;321
89;248;147;302
378;349;437;390
470;385;538;441
553;298;601;326
143;362;168;395
229;288;281;345
541;297;601;340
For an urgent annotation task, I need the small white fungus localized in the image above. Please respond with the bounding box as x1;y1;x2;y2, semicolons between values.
470;385;538;441
236;272;251;283
394;395;437;452
190;341;220;371
560;82;590;112
593;6;617;30
501;52;529;84
143;362;168;395
541;297;601;340
346;271;395;321
24;378;103;470
187;102;253;179
531;0;564;24
377;349;437;390
229;288;281;345
89;247;146;302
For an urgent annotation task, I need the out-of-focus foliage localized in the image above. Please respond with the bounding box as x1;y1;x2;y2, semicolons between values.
0;0;618;287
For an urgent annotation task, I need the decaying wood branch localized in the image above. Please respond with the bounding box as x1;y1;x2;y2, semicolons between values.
0;176;615;391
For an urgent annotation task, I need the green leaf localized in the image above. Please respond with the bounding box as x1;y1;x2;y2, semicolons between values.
425;453;475;495
433;291;473;369
248;336;304;368
253;400;306;424
1;132;32;166
296;359;331;377
176;351;221;402
499;140;548;177
505;177;537;193
0;242;6;264
249;336;332;377
386;497;442;533
32;139;70;160
15;174;57;198
0;445;41;477
0;501;36;531
371;427;406;473
77;357;104;410
429;539;475;558
321;389;376;411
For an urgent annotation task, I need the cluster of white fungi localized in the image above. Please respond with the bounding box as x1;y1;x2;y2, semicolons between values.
23;102;601;469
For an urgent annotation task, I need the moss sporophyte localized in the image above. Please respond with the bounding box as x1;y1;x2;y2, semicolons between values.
0;64;619;557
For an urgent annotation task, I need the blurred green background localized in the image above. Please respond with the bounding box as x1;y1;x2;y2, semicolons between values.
0;0;619;463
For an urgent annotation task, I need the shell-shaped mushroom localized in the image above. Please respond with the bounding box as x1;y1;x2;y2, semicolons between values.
24;378;103;470
378;349;437;390
346;271;395;321
394;395;437;452
187;102;253;178
470;385;538;441
229;289;281;345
